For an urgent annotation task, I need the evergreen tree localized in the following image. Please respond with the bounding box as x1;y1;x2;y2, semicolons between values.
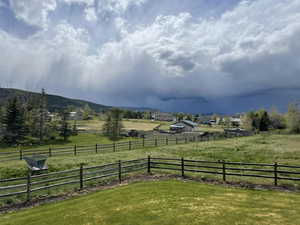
24;95;40;140
82;104;93;120
102;114;112;136
3;97;27;145
72;120;79;135
242;110;270;131
257;110;271;131
103;108;123;140
39;88;48;143
0;106;6;140
59;111;72;141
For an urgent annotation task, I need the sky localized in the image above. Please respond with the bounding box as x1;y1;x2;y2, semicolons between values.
0;0;300;114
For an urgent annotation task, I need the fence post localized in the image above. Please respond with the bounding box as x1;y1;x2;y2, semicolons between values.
19;149;23;160
222;161;226;182
26;170;31;201
181;157;185;177
74;144;77;156
176;137;178;145
155;138;158;147
274;162;278;186
113;142;116;152
166;137;168;145
129;141;132;150
185;137;187;144
142;137;145;147
148;155;151;174
79;164;83;189
48;147;52;157
95;144;98;154
118;160;122;184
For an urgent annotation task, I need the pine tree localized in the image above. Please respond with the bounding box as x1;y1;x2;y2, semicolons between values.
82;104;93;120
103;114;113;136
103;108;123;141
0;106;6;140
3;97;27;145
59;111;72;141
258;110;271;131
39;88;48;143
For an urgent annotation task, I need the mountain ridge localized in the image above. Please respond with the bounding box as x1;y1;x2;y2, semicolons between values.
0;88;155;112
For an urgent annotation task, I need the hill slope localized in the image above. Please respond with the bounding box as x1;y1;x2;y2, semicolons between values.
0;88;109;112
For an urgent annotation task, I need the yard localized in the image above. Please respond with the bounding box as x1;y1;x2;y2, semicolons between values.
1;180;299;225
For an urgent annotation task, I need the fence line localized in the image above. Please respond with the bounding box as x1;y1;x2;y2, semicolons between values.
0;131;251;162
0;156;299;204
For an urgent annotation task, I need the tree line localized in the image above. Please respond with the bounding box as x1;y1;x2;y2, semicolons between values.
0;89;77;146
242;104;300;133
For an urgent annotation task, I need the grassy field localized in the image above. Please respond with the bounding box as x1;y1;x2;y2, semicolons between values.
77;119;161;131
0;133;138;153
1;133;300;180
1;180;300;225
0;119;163;152
0;119;224;153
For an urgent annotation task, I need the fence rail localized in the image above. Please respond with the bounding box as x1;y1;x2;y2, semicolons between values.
0;132;250;162
1;156;299;204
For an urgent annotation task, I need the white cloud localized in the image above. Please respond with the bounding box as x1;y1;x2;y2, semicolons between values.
2;0;300;111
84;7;97;22
9;0;57;28
96;0;147;19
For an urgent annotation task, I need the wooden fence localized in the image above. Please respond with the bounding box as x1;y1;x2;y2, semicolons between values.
1;156;300;204
0;132;250;162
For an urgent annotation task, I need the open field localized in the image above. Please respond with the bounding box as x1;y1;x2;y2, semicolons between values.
77;119;162;131
198;125;225;132
0;119;225;153
0;119;164;152
1;180;300;225
0;133;138;153
1;134;300;180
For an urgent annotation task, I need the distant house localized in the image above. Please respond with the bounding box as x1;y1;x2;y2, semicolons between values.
170;120;198;133
69;111;83;120
230;117;242;127
152;112;175;122
220;117;242;127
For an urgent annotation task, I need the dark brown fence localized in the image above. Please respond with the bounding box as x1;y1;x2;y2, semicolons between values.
1;156;300;204
0;132;250;162
0;158;148;202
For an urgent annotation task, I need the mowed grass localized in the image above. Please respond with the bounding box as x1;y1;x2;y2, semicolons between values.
1;133;300;179
1;180;300;225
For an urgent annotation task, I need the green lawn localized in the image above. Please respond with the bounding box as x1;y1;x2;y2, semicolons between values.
1;180;299;225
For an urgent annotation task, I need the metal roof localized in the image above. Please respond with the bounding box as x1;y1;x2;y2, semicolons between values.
182;120;198;127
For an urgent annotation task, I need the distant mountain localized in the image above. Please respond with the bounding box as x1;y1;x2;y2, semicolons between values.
0;88;155;112
120;106;159;112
